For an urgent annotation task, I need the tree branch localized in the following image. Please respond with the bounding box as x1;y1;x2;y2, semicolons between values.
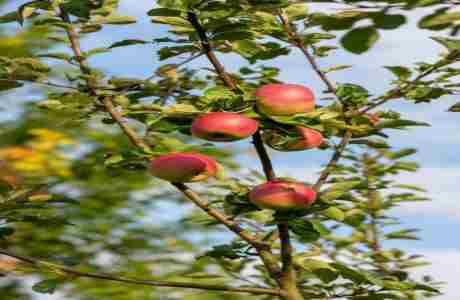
0;250;281;296
313;130;352;192
185;10;284;288
277;13;338;97
252;131;276;181
55;4;282;291
172;182;269;249
187;12;237;90
360;52;460;114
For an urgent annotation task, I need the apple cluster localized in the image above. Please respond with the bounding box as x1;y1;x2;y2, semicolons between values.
150;83;322;211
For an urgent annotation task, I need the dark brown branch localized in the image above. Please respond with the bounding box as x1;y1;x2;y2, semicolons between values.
187;12;237;90
252;131;276;181
185;10;284;288
278;13;337;97
0;250;281;296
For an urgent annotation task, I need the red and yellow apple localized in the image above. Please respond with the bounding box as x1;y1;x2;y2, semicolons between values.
150;152;218;183
249;180;316;211
255;83;315;116
263;127;324;151
191;112;258;142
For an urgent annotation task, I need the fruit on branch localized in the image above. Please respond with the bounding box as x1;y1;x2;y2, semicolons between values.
191;112;258;142
150;152;218;182
249;180;316;211
255;83;315;115
263;126;324;151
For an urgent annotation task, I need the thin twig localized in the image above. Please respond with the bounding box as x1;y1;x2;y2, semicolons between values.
313;130;352;192
172;183;269;249
360;53;460;114
187;12;237;89
0;250;281;296
278;13;338;97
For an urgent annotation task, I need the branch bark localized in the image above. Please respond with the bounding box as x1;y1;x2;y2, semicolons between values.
0;250;281;296
312;130;352;192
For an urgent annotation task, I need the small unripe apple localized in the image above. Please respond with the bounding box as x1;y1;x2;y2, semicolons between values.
263;127;323;151
255;83;315;116
150;152;218;183
249;180;316;211
191;112;258;142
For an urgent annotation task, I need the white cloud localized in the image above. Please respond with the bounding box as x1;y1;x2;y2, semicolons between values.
393;167;460;219
412;248;460;300
280;165;460;219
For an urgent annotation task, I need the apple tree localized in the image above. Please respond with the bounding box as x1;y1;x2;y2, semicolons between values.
1;0;459;300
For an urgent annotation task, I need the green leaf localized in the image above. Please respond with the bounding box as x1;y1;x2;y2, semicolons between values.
384;66;412;80
448;101;460;112
147;8;183;17
38;52;72;61
414;283;440;293
419;11;460;29
212;31;254;41
284;3;309;21
289;219;321;243
331;263;369;284
32;279;60;294
340;26;380;54
0;80;24;91
326;180;362;192
99;15;137;25
377;119;430;129
0;11;20;24
294;258;338;283
372;13;406;30
431;37;460;51
61;0;94;19
109;39;148;49
392;184;426;192
0;227;15;237
385;148;417;159
82;47;110;58
320;207;345;221
385;229;419;240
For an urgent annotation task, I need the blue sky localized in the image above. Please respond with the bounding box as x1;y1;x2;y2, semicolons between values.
2;0;460;299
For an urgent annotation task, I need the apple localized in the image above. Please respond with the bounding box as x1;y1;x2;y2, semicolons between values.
249;180;316;211
191;112;258;142
255;83;315;115
150;152;218;183
263;126;323;151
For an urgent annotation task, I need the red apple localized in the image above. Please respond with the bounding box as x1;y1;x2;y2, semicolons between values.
249;180;316;211
255;83;315;116
191;112;258;142
286;127;324;150
263;127;324;151
150;152;218;183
